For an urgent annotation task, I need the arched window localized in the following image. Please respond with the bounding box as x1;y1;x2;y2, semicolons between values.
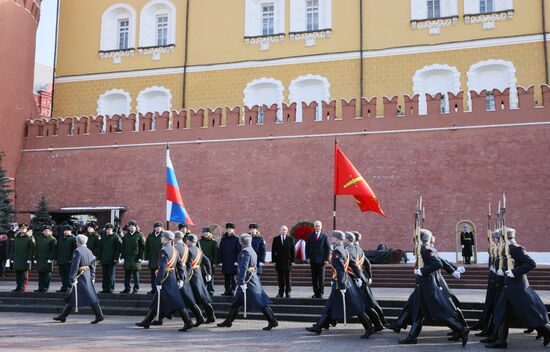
467;59;518;110
288;75;330;122
290;0;332;32
100;3;137;51
136;86;172;114
139;0;177;47
412;64;461;115
245;0;285;37
243;78;284;123
97;89;132;116
411;0;458;20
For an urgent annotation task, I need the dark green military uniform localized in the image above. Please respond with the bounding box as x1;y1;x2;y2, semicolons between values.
199;234;219;295
97;230;122;293
85;231;101;256
56;234;77;291
144;231;162;293
35;233;57;291
12;231;35;291
120;230;145;293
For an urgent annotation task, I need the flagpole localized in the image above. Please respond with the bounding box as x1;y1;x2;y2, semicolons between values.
166;143;170;231
333;138;338;230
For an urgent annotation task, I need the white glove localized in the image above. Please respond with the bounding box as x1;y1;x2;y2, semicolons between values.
92;279;95;284
138;259;144;263
259;262;264;267
505;270;515;278
355;279;363;287
457;266;466;274
156;285;162;291
367;278;372;285
33;260;37;264
461;245;465;248
72;282;77;287
47;259;53;263
451;271;461;279
340;289;347;294
141;260;149;265
219;263;223;267
205;274;212;282
26;260;32;264
497;269;504;276
177;280;184;288
490;265;496;273
119;259;125;264
234;262;238;266
414;269;422;276
240;284;247;291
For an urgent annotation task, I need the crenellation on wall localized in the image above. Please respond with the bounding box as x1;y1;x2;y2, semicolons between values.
517;86;535;110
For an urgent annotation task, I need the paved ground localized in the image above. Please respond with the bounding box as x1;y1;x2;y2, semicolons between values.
0;312;546;352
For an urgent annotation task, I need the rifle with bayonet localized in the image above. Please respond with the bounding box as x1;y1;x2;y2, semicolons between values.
501;194;514;272
487;203;493;268
414;196;424;269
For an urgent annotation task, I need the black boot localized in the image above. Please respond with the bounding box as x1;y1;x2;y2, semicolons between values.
135;310;156;329
178;309;193;332
151;318;163;326
399;320;423;344
367;308;384;332
447;317;469;347
217;307;238;328
190;304;206;327
53;305;72;323
373;305;388;326
306;312;329;335
90;303;104;324
359;313;375;338
261;306;278;331
540;324;550;347
386;309;410;333
476;329;490;337
204;304;216;323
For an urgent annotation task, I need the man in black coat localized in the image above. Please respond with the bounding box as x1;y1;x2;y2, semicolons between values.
271;225;294;298
219;223;241;296
305;221;330;298
460;225;475;264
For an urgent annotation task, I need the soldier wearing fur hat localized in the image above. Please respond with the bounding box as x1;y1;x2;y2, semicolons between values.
120;220;145;294
144;222;164;294
53;234;104;324
305;230;373;338
34;225;57;292
219;223;241;296
185;233;217;323
249;224;266;277
85;222;101;257
97;223;122;293
218;233;278;330
56;224;77;292
135;231;193;331
198;226;218;296
11;224;35;292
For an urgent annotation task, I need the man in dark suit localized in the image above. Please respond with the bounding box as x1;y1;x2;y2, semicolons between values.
271;225;295;298
305;221;330;298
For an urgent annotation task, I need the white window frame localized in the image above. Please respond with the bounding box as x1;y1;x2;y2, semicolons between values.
139;0;176;48
245;0;285;37
411;0;458;20
261;3;275;35
156;14;169;46
479;0;494;13
306;0;320;31
243;77;285;122
412;64;461;115
290;0;331;32
427;0;441;18
466;59;518;110
288;74;331;122
100;3;137;51
118;18;130;50
464;0;513;15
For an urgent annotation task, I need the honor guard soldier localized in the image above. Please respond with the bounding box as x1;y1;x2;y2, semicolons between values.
306;230;373;338
198;227;219;296
249;224;266;277
56;225;76;292
34;225;57;292
185;234;217;324
173;231;207;327
178;223;190;239
399;229;469;346
53;234;104;324
144;222;164;294
218;233;278;330
11;224;35;292
85;222;101;256
486;228;550;348
219;223;241;296
97;223;122;293
135;231;193;331
120;220;145;294
460;225;475;264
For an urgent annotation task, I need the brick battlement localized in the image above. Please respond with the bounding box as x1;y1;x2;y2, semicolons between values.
23;85;550;149
13;0;41;22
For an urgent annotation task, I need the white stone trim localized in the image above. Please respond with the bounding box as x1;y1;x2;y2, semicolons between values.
289;74;330;122
136;86;173;114
100;3;137;52
138;0;177;50
244;0;285;37
413;64;461;115
411;0;458;20
466;59;518;110
243;77;285;121
97;89;132;116
56;34;548;83
290;0;332;37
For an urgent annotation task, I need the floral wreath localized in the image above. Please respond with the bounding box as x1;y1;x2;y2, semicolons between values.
290;221;314;263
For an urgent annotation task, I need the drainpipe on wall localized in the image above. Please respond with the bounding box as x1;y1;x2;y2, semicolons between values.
359;0;364;117
182;0;190;109
50;0;61;117
543;0;549;84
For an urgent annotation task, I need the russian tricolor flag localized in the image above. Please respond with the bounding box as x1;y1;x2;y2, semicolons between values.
166;148;194;225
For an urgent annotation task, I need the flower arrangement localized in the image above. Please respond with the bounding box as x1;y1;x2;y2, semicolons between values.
290;221;314;263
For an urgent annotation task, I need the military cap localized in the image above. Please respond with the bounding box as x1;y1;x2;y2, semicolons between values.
202;227;211;233
86;222;98;230
42;224;52;231
420;229;433;243
239;233;252;246
248;223;259;229
62;224;73;231
104;223;114;229
162;231;175;241
352;231;362;241
153;221;163;228
19;223;28;229
178;223;188;229
186;233;198;243
225;223;235;229
506;227;516;239
128;220;138;226
174;231;185;239
332;230;345;240
344;231;356;242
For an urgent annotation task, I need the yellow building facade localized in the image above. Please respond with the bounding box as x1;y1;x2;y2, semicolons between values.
53;0;549;117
